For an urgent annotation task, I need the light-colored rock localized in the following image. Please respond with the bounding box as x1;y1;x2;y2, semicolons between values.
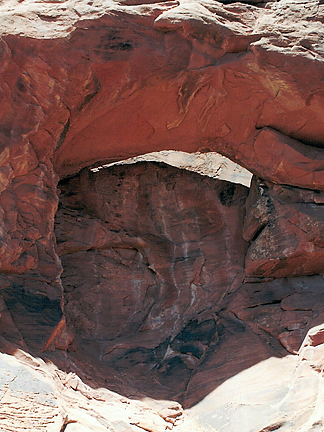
183;325;324;432
3;325;324;432
91;150;253;187
0;351;63;431
0;347;185;432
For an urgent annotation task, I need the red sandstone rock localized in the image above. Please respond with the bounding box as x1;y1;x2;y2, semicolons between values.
0;0;324;185
0;1;323;322
0;0;323;297
244;177;324;278
0;0;324;429
52;163;324;405
56;163;248;368
235;128;324;191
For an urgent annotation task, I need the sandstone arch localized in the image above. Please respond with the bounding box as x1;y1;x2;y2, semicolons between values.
1;1;324;427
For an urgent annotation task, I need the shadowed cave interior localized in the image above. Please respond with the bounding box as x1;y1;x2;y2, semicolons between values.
2;159;322;409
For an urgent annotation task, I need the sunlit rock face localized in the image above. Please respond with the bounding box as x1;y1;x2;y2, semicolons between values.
3;323;324;432
182;324;324;432
91;150;253;187
1;0;324;183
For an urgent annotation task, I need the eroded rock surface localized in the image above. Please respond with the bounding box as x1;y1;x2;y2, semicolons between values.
184;324;324;432
2;315;324;432
0;0;324;430
55;162;249;400
52;163;324;408
244;177;324;279
0;0;324;183
0;0;324;318
0;347;184;432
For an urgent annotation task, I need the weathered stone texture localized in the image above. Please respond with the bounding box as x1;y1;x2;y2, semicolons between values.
244;177;324;279
0;0;324;430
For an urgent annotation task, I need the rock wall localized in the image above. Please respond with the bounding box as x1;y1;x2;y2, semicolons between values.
1;0;324;430
56;162;250;402
1;0;324;290
53;162;324;408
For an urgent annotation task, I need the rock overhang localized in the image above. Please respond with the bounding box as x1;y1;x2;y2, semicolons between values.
2;0;324;181
1;1;324;426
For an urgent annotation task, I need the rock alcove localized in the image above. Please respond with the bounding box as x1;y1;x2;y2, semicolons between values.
50;158;324;409
1;0;324;430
